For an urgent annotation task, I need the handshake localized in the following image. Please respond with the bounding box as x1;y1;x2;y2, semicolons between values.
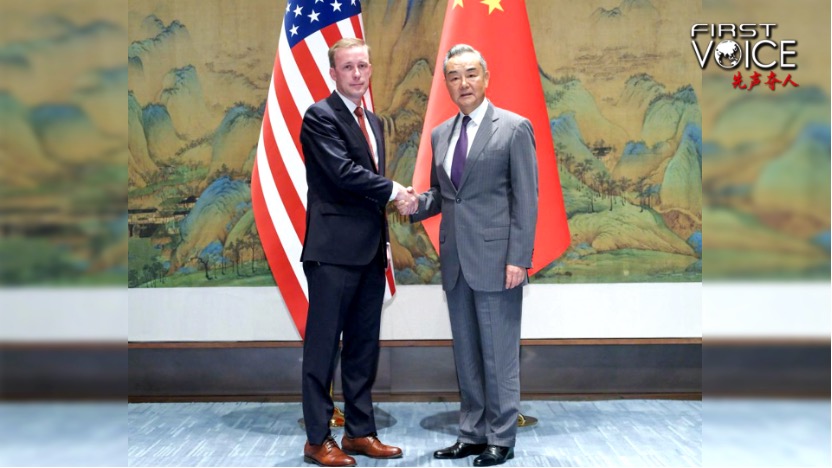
393;184;419;216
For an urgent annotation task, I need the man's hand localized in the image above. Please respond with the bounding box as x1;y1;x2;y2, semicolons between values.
505;264;526;289
395;186;418;215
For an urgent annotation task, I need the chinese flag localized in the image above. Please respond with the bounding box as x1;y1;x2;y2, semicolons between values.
412;0;570;275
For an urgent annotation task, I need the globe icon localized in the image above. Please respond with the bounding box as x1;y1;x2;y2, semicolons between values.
714;40;742;69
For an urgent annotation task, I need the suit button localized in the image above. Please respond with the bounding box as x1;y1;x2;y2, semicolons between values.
456;198;461;204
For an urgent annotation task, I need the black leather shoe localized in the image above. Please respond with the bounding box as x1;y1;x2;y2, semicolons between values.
433;441;487;459
473;445;514;466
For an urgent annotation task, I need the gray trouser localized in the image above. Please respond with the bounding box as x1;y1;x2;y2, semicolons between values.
446;270;522;447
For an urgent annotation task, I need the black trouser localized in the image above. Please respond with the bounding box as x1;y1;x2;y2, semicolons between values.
301;248;385;445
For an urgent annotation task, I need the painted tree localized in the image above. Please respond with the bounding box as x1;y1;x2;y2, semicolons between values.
592;170;611;211
227;240;243;276
150;260;165;285
634;176;649;212
242;235;258;275
558;152;575;172
128;269;139;288
194;255;212;280
572;160;590;185
142;264;154;287
617;177;632;206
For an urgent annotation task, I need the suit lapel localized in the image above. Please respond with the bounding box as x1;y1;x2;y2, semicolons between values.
458;104;498;190
434;117;456;189
327;92;378;173
368;112;384;175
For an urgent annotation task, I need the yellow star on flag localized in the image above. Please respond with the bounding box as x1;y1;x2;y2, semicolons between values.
481;0;503;14
453;0;464;8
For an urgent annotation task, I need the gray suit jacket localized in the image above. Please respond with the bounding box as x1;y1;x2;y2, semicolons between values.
412;103;538;292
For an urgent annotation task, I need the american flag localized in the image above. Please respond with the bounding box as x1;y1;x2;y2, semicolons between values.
251;0;395;340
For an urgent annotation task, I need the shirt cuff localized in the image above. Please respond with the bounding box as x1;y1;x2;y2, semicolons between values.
388;181;404;202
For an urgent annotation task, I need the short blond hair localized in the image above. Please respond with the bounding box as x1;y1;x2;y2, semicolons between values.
328;38;371;68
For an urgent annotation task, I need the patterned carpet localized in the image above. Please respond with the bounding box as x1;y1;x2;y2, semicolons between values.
127;400;702;467
2;399;829;466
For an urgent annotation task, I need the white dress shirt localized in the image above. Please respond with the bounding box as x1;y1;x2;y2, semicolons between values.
335;90;378;160
334;90;402;201
443;98;489;178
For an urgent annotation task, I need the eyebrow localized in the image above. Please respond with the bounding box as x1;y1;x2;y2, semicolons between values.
446;66;478;75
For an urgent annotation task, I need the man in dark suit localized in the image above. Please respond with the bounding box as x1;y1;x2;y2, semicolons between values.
299;38;406;467
400;44;539;467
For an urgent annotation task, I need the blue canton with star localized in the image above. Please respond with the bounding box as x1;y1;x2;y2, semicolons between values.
284;0;363;48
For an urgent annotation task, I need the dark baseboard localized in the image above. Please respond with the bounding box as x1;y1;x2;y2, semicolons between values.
0;344;125;400
126;341;703;400
702;341;830;397
5;340;826;401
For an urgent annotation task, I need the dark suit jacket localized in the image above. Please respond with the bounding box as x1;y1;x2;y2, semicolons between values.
299;92;392;266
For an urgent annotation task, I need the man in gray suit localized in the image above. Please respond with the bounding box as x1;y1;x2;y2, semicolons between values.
397;44;538;467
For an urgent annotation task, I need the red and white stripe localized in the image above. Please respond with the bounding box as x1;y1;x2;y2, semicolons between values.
252;14;395;340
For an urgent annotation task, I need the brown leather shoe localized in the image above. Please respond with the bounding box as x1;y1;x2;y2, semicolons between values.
341;434;403;459
303;437;356;467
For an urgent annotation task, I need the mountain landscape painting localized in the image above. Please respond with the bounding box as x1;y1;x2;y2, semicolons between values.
1;3;127;285
127;0;707;287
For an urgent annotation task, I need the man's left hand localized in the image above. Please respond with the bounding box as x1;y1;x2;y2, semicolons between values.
505;264;526;289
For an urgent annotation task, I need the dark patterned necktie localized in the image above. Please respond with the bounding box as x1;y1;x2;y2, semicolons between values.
450;115;471;189
353;106;377;171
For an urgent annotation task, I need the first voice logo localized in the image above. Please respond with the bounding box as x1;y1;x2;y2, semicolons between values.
691;23;799;91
